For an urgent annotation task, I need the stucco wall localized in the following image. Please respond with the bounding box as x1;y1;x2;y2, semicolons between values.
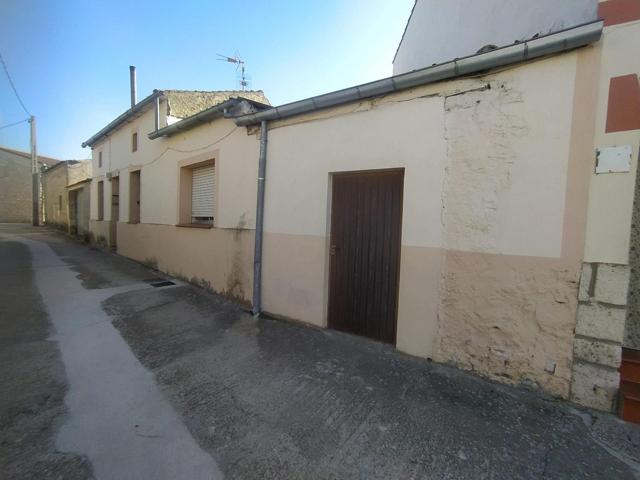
117;223;254;302
583;20;640;265
0;150;31;223
393;0;597;74
90;106;258;229
569;11;640;409
88;99;259;300
43;164;69;229
260;50;592;397
68;161;91;185
436;52;596;397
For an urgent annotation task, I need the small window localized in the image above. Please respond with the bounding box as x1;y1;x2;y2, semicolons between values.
129;170;141;223
97;181;104;220
191;164;215;225
132;132;138;152
98;151;102;168
58;195;62;211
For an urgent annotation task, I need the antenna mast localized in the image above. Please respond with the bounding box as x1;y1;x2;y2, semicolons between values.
217;53;248;90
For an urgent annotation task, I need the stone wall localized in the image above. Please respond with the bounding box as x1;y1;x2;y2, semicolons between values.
626;156;640;349
0;151;31;223
571;262;628;410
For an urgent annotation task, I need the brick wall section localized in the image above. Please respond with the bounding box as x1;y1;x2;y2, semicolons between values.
571;263;629;410
0;151;32;223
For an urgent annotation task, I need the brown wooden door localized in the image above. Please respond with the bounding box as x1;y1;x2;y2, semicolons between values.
328;169;404;344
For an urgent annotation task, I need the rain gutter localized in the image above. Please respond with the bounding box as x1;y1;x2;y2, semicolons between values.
82;90;163;148
252;120;268;315
235;20;603;127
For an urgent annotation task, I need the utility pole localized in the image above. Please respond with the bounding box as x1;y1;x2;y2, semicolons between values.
30;115;39;226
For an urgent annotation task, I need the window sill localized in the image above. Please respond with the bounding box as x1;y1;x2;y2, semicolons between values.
176;223;213;229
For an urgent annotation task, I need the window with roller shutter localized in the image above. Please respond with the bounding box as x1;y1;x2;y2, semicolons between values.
191;164;215;225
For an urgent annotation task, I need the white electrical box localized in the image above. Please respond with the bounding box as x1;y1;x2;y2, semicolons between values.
595;145;632;174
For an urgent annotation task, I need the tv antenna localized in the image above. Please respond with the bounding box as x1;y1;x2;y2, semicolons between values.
217;53;249;90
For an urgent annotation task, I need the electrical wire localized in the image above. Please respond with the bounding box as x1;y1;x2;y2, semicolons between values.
0;118;29;130
130;126;240;169
0;51;31;117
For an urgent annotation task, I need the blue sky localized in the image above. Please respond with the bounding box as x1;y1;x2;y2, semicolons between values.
0;0;413;160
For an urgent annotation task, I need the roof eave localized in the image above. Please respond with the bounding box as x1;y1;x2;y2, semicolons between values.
147;97;271;139
235;20;603;127
147;99;235;140
81;90;164;148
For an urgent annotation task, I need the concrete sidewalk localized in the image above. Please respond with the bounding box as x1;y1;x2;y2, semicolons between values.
1;224;640;479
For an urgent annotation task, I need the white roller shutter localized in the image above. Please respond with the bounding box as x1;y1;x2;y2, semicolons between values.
191;164;215;221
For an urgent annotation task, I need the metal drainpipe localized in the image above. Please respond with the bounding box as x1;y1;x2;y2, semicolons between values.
252;120;268;316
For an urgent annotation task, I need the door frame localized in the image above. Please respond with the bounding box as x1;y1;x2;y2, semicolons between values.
325;168;405;344
109;176;119;249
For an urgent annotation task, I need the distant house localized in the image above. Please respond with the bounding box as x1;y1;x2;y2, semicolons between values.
42;160;92;233
66;177;92;239
81;87;270;292
82;0;640;420
0;146;59;223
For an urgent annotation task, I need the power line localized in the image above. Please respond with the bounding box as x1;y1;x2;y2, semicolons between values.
0;118;29;131
0;51;31;117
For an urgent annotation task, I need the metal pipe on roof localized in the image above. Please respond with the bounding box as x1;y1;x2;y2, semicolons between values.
235;20;603;126
154;96;160;131
252;120;268;316
129;66;137;108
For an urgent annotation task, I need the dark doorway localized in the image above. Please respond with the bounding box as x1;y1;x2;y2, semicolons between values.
328;169;404;344
110;177;119;249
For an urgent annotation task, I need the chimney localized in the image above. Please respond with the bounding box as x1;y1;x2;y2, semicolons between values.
129;65;137;108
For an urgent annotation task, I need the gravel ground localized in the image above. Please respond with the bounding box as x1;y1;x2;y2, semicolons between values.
0;239;93;480
2;224;639;480
106;283;640;479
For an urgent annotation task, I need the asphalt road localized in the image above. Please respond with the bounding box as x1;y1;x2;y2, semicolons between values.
1;224;639;480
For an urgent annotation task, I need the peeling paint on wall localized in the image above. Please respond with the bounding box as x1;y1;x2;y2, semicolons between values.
436;252;579;397
444;80;529;253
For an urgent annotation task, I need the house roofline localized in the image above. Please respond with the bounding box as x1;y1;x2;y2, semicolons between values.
0;146;61;166
234;20;603;127
147;97;271;140
66;178;92;189
43;160;81;174
392;0;418;65
81;90;163;148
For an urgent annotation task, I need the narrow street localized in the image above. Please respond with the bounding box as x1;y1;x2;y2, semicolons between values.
1;224;639;480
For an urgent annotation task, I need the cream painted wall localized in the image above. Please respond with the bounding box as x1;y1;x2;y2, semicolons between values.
583;20;640;264
88;100;260;229
261;51;581;361
265;54;577;254
265;95;448;247
444;54;577;258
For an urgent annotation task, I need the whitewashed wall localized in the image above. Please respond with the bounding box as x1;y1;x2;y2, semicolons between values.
393;0;597;74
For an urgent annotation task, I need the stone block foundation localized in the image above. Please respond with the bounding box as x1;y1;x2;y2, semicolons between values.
571;262;629;411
